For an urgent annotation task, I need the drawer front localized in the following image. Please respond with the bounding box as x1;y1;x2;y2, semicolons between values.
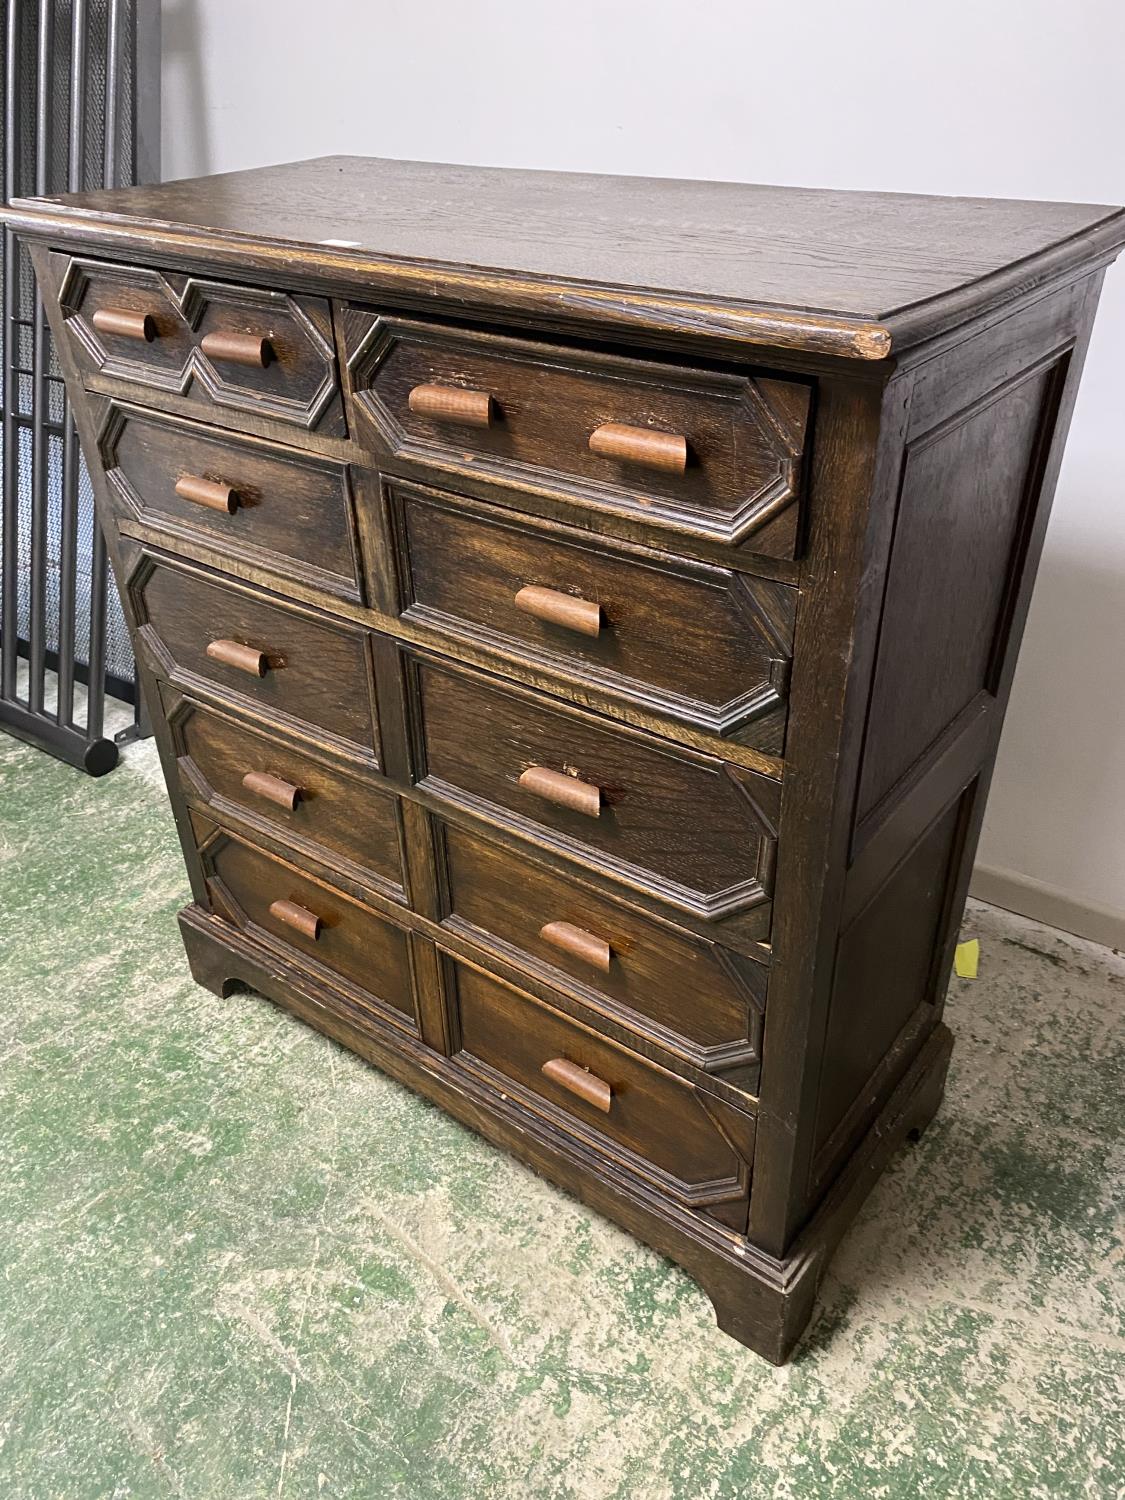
102;406;362;600
131;558;380;762
173;700;405;899
395;484;794;754
448;959;754;1227
413;656;778;937
439;822;765;1085
57;255;345;435
345;311;810;562
195;819;415;1023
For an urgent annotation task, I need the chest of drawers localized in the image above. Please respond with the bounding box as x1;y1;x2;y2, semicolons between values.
8;158;1123;1362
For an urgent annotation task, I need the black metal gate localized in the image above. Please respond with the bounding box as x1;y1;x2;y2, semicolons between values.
1;0;159;774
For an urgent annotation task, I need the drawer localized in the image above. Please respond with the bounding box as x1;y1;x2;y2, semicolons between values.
447;959;754;1229
56;255;345;436
130;557;380;762
439;822;765;1088
172;700;406;900
394;483;794;755
194;818;415;1026
102;406;363;601
412;655;778;944
345;311;810;564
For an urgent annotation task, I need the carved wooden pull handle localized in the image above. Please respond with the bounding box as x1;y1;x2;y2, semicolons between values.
206;638;269;677
91;307;157;342
175;473;238;514
539;921;612;973
200;330;273;368
268;898;322;941
541;1057;612;1113
408;383;495;429
589;422;688;474
514;585;602;639
242;770;302;811
519;765;601;819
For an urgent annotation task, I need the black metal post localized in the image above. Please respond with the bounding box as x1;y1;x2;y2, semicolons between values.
1;1;20;703
0;0;159;775
56;0;89;731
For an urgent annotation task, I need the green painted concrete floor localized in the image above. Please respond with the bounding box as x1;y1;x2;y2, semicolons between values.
1;729;1122;1500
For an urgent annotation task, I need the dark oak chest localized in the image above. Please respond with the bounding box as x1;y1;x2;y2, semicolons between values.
7;158;1122;1362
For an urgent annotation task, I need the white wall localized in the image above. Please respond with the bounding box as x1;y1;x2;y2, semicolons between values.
160;0;1125;938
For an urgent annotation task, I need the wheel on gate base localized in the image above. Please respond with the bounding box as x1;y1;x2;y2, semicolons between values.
82;737;119;777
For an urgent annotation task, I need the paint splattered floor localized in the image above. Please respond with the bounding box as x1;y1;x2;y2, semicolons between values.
1;727;1122;1499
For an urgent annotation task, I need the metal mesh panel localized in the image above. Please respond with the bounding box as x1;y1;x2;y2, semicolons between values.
0;0;159;770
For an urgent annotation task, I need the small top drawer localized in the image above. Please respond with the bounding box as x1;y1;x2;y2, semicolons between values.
412;655;778;949
130;557;381;763
56;255;345;436
102;406;362;602
447;958;754;1230
440;821;765;1089
395;484;794;757
195;820;415;1028
344;310;810;565
172;700;406;902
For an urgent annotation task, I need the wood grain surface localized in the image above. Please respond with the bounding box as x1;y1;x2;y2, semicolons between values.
15;157;1125;357
19;155;1122;1365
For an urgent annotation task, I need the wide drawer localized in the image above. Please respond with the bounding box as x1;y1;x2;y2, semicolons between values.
194;818;415;1027
394;483;794;756
130;556;380;762
412;655;778;944
56;255;345;436
102;405;362;601
446;958;755;1229
438;821;765;1088
172;699;405;900
345;310;810;564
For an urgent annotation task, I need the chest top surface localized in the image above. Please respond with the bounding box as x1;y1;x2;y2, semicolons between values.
8;156;1125;362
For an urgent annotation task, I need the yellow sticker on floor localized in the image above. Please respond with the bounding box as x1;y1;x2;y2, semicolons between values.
954;939;979;979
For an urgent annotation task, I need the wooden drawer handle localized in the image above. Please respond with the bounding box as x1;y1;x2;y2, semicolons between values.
514;585;602;639
542;1057;613;1113
589;422;688;474
539;920;612;973
206;638;269;677
91;307;157;342
200;330;273;368
175;473;238;514
242;770;302;811
519;765;601;818
408;383;494;428
268;898;322;941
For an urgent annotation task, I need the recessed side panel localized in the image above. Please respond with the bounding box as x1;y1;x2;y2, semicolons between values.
812;791;970;1182
855;361;1063;832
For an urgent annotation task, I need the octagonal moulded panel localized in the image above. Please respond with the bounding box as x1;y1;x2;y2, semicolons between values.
57;255;346;434
341;308;811;564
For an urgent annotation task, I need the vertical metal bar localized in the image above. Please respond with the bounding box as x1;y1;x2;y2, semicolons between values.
104;0;122;189
86;524;107;737
27;0;54;715
119;2;161;739
134;678;152;736
86;0;126;738
57;0;89;729
1;1;21;700
133;0;161;186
